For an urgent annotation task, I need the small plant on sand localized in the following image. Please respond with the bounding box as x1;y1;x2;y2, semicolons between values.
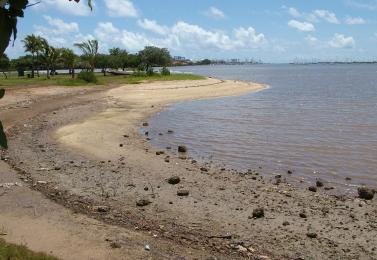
77;71;98;83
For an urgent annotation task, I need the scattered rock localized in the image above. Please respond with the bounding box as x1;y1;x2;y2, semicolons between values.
119;144;123;147
144;186;149;191
54;166;61;171
177;190;190;196
123;134;129;138
164;158;170;163
324;186;334;191
308;186;317;192
94;206;110;213
306;232;318;239
36;181;48;185
282;221;290;226
136;198;151;207
316;179;324;187
178;145;187;153
156;151;165;155
287;170;293;174
252;208;264;218
200;167;208;172
299;212;307;218
144;244;151;251
142;122;149;127
167;176;181;185
345;177;352;181
110;242;121;249
358;186;375;200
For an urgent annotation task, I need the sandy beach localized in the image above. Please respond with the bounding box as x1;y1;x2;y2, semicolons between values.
1;78;377;259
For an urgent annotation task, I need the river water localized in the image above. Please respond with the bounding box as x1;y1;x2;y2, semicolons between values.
148;64;377;189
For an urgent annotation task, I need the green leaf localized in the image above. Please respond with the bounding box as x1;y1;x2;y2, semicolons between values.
0;121;8;149
88;0;93;10
0;89;5;99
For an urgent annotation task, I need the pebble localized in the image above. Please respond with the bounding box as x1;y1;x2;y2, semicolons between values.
136;198;151;207
167;176;181;185
316;179;324;187
142;122;149;126
178;145;187;153
252;208;264;218
306;232;318;239
177;190;190;196
94;206;110;213
308;186;317;192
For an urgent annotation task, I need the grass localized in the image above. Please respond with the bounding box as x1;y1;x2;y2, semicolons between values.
0;238;58;260
0;72;206;88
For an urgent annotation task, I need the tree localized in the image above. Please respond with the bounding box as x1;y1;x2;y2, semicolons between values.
60;48;77;78
96;54;110;76
40;40;61;79
74;39;98;72
138;46;171;74
0;54;10;78
22;34;43;78
109;47;128;70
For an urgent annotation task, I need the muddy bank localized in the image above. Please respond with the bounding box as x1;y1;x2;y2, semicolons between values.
3;79;377;259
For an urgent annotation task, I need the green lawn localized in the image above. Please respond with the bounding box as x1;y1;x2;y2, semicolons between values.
0;238;58;260
0;72;205;88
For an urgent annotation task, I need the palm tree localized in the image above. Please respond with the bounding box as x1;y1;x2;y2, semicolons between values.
74;39;98;72
60;48;77;78
22;34;44;78
40;40;61;79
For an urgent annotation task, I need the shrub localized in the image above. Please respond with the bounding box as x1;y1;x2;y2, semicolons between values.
77;71;98;83
146;67;154;76
160;67;171;76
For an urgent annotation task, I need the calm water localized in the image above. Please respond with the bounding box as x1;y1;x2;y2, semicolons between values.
148;64;377;188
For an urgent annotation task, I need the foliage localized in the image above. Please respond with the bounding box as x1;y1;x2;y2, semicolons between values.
109;47;128;70
0;238;58;260
138;46;171;72
21;34;44;78
160;67;170;76
60;48;77;78
96;53;110;75
74;39;98;72
40;41;61;79
77;70;97;83
197;59;211;65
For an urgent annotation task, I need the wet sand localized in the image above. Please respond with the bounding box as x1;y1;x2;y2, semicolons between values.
2;78;377;259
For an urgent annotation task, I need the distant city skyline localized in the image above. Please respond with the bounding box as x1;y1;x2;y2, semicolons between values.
5;0;377;62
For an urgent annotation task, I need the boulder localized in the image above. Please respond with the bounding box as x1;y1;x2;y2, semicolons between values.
358;186;375;200
178;145;187;153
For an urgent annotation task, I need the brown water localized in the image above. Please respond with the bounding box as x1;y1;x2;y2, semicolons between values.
147;64;377;190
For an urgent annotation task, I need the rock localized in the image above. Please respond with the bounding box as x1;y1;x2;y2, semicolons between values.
299;212;307;218
252;208;264;218
345;177;352;181
119;144;123;147
142;122;149;127
36;181;48;185
144;244;151;251
282;221;290;226
164;158;170;163
54;166;61;171
178;145;187;153
358;186;375;200
177;190;189;196
316;179;324;187
136;198;151;207
167;176;181;185
144;187;149;191
306;232;318;239
167;130;174;134
308;186;317;192
287;170;293;174
200;167;208;172
156;151;165;155
94;206;110;213
110;242;121;249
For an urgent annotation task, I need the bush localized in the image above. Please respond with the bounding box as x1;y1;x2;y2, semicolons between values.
77;71;98;83
146;67;154;76
160;67;170;76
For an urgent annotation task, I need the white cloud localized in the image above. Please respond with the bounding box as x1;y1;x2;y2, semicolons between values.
42;15;79;34
138;19;169;35
329;33;355;48
205;6;226;19
346;0;377;10
32;0;91;16
288;20;315;32
288;7;301;18
105;0;138;18
305;35;318;46
311;10;340;24
345;17;366;25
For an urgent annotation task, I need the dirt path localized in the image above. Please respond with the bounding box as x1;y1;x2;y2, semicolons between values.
1;80;376;260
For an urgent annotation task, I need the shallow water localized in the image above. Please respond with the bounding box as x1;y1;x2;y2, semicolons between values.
148;64;377;189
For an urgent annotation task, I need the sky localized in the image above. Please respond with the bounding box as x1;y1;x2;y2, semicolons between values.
5;0;377;62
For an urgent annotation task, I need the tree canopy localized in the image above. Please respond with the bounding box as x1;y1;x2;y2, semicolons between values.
139;46;171;71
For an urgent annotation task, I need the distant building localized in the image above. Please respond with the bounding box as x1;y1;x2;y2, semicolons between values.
172;56;192;65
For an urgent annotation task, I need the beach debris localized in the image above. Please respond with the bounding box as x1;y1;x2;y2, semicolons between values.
36;180;48;185
93;205;110;213
136;198;152;207
308;186;317;192
167;130;174;134
0;182;22;189
142;122;149;127
167;176;181;185
306;232;318;239
178;145;187;153
144;244;151;251
110;242;121;249
316;179;324;187
177;190;190;196
252;208;265;218
357;186;375;200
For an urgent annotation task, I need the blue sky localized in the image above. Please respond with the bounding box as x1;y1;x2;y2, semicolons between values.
5;0;377;62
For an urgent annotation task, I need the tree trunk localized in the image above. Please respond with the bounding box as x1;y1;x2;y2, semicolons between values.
2;71;7;79
31;53;35;78
46;65;50;79
36;53;40;77
71;68;75;79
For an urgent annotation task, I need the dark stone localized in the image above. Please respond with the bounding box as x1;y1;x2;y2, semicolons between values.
168;176;181;185
136;198;151;207
299;212;307;218
110;242;121;249
177;190;190;196
275;175;282;179
358;186;375;200
156;151;165;155
54;166;61;171
200;167;208;172
142;122;149;126
282;221;290;226
345;177;352;181
144;187;149;191
167;130;174;134
306;232;318;239
164;158;170;163
252;208;264;218
308;186;317;192
316;179;324;187
94;206;110;213
178;145;187;153
119;144;123;147
287;170;293;174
